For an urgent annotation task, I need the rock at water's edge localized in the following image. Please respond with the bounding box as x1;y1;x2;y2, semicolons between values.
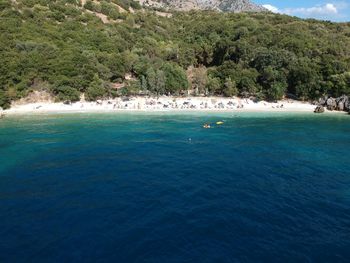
314;106;325;113
326;97;337;111
336;95;349;111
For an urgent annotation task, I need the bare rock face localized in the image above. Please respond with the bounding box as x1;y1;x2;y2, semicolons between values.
318;95;349;113
338;101;345;111
139;0;267;12
326;97;337;111
318;96;327;106
216;0;266;12
336;95;349;111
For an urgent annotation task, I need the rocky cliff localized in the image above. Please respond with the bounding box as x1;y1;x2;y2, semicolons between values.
138;0;267;12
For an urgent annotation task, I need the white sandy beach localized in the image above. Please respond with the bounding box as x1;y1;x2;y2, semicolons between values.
1;96;330;115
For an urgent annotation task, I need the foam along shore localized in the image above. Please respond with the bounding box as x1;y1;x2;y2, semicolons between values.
2;96;331;114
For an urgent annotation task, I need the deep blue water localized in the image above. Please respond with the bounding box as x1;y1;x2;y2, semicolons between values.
1;112;350;262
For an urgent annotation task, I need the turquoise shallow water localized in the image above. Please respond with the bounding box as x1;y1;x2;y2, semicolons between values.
0;112;350;262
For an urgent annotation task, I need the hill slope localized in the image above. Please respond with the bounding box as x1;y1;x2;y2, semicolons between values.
0;0;349;109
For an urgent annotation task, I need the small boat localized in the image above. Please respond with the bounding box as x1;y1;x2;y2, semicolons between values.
216;121;224;125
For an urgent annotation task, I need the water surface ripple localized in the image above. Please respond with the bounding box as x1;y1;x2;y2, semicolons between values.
0;113;350;262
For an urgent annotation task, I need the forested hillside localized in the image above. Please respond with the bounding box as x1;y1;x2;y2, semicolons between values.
0;0;350;108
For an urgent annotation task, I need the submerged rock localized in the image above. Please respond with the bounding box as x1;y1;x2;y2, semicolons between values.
314;106;325;113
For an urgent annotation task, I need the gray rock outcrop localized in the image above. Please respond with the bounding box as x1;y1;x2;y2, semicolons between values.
314;106;325;113
318;97;327;106
318;95;349;113
336;95;349;111
326;97;337;111
139;0;267;12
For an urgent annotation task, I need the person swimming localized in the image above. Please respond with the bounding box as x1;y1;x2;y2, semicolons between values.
203;123;211;129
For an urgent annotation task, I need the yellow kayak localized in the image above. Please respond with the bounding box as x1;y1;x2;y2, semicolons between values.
216;121;224;125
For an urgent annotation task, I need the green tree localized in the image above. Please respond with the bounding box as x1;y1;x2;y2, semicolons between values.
140;75;147;92
161;63;188;95
288;59;322;100
260;66;287;101
238;69;260;96
223;77;238;97
146;67;156;92
55;86;80;102
145;68;166;95
85;75;106;101
83;0;94;10
329;72;350;97
191;67;208;95
0;90;11;109
206;76;221;95
154;70;166;95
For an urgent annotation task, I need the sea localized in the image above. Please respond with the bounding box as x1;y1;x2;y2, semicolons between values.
0;112;350;262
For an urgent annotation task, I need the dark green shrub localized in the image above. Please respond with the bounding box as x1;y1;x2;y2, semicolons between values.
0;90;11;109
85;76;106;101
55;86;80;102
161;63;188;94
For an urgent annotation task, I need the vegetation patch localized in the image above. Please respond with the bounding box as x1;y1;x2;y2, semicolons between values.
0;0;349;108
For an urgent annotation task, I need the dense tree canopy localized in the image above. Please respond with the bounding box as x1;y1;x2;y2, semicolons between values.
0;0;349;108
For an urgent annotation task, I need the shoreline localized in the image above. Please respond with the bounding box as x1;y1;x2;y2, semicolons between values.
2;96;347;115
